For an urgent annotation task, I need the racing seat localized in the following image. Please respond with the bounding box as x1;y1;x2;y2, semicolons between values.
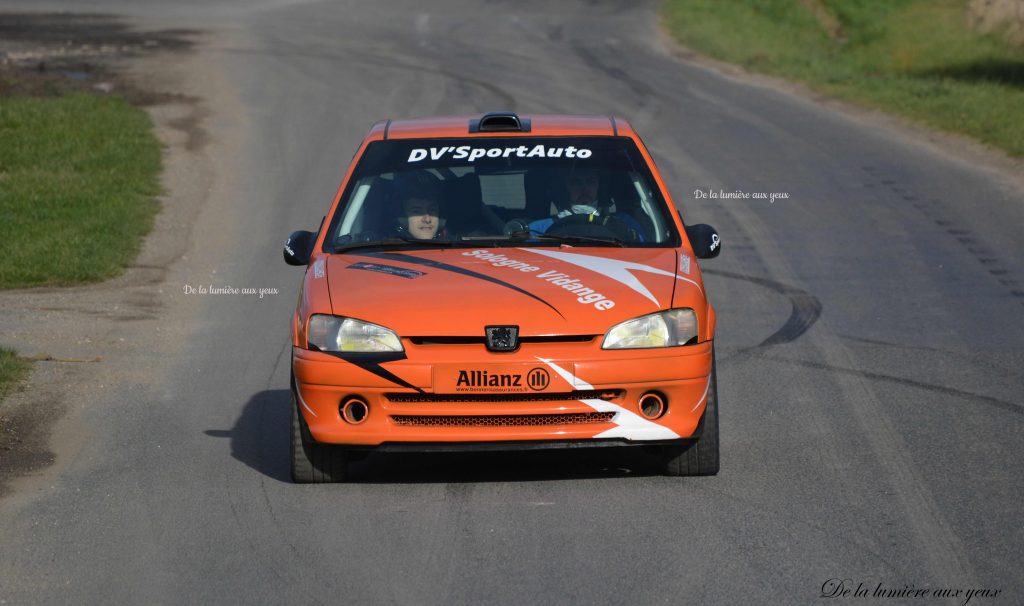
606;172;656;241
443;173;504;236
523;167;561;221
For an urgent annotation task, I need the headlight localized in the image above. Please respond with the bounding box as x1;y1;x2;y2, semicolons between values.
307;315;404;352
602;309;698;349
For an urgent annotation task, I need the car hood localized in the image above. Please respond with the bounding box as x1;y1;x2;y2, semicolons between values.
324;247;691;336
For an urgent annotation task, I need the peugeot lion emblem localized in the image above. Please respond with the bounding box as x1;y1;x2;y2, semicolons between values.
485;325;519;352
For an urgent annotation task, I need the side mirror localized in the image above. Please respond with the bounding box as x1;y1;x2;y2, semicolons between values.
685;224;721;259
283;230;315;266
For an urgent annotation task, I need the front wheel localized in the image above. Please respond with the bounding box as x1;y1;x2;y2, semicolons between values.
662;348;720;476
291;390;349;483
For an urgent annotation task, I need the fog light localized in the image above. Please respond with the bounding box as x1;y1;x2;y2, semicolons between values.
638;392;666;420
340;397;369;424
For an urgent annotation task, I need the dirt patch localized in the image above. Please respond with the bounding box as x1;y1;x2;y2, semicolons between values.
0;12;210;158
0;363;71;495
0;12;213;495
968;0;1024;46
0;13;200;105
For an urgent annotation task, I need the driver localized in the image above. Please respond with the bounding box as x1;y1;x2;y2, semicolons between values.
528;168;644;241
392;171;447;240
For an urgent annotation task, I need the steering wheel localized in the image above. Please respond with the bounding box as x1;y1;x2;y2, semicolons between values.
546;213;636;241
502;219;531;236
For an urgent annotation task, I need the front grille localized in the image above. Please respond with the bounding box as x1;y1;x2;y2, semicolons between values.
408;335;596;345
390;412;616;427
385;390;622;403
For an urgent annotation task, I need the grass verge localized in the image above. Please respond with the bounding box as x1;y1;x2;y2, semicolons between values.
0;93;162;288
0;348;30;403
661;0;1024;157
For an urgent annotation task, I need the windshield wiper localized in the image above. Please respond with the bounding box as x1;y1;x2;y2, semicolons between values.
502;230;626;247
334;237;457;253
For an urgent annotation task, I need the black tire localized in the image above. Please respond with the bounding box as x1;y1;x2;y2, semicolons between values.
291;390;348;483
662;347;720;476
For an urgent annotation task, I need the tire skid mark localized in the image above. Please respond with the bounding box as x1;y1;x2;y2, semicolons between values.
661;76;977;592
783;348;979;585
572;43;657;99
254;447;329;603
837;333;958;355
668;142;824;355
247;34;519;109
757;354;1023;417
704;163;980;586
265;337;291;390
673;151;976;583
225;488;327;606
861;166;1024;307
703;268;822;348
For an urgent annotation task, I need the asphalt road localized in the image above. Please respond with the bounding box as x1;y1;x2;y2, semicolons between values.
1;0;1022;604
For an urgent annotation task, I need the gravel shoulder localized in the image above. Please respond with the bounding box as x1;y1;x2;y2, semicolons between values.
0;13;222;495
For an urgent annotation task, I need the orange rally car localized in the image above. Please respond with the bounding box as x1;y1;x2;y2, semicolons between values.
284;112;722;482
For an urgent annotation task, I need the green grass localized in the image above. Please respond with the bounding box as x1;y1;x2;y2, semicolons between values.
0;94;162;287
662;0;1024;156
0;348;30;402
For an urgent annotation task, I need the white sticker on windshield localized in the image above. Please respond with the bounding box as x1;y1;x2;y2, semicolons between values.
408;144;592;163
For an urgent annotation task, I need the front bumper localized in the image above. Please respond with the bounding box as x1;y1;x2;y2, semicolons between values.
293;340;713;447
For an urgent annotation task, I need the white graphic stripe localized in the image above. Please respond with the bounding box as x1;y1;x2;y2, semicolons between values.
295;384;318;417
676;274;704;298
538;356;591;389
690;375;711;412
522;249;664;306
536;357;680;441
519;248;702;304
590;400;679;440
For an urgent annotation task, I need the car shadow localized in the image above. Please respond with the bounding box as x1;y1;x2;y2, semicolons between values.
207;389;664;484
205;389;292;483
348;445;662;484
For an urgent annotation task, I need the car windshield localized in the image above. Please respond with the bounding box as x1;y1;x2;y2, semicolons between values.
325;137;681;252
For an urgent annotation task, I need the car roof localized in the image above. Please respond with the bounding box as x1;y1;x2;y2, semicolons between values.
367;113;637;141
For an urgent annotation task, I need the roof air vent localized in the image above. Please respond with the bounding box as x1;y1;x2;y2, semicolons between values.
469;112;531;133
